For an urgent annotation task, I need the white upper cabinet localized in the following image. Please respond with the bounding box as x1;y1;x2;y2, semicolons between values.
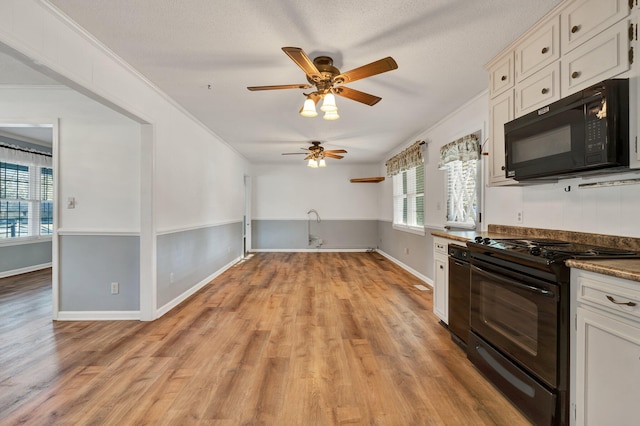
515;16;560;82
489;52;514;99
561;18;630;96
561;0;631;53
515;62;561;117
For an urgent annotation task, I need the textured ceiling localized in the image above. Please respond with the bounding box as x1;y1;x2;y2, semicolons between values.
37;0;563;163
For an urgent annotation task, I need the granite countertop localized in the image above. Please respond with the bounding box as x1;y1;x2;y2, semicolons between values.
565;258;640;282
432;225;640;283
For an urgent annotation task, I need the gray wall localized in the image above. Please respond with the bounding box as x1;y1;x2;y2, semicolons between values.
0;241;52;275
156;222;242;307
252;219;378;250
59;235;140;311
377;220;431;278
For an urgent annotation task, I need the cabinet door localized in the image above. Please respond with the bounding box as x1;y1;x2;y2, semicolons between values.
515;62;560;117
561;0;630;53
561;18;630;96
434;254;448;323
489;52;514;98
575;307;640;426
488;89;514;186
515;16;560;82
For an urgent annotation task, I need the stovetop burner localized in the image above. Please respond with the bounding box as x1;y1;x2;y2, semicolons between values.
469;236;640;263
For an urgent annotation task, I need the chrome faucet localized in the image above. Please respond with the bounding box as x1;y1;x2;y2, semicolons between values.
307;209;321;222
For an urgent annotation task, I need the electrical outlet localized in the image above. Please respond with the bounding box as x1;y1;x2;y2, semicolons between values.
404;247;410;255
516;211;523;224
110;282;119;295
170;272;174;284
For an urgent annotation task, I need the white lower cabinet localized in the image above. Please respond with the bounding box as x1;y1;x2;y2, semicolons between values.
572;270;640;425
433;238;449;323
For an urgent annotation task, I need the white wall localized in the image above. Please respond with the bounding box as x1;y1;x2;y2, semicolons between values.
485;171;640;237
252;163;380;220
0;87;140;232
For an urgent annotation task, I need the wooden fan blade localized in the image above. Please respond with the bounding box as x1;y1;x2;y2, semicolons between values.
325;149;348;154
281;152;307;155
304;154;313;160
324;153;344;159
334;86;381;106
282;47;322;82
247;84;313;91
334;57;398;84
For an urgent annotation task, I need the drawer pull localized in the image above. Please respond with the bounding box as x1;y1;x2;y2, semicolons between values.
606;295;637;307
571;25;580;34
541;88;549;94
501;75;507;81
571;71;581;79
541;47;549;54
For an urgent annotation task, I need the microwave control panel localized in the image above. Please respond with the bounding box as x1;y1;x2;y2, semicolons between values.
585;100;607;164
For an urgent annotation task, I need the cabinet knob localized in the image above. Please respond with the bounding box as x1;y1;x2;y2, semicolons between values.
541;47;549;54
571;71;581;79
501;165;505;171
439;265;444;269
571;25;580;34
501;75;507;81
541;88;549;94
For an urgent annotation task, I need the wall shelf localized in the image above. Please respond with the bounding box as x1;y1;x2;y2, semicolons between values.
350;177;385;183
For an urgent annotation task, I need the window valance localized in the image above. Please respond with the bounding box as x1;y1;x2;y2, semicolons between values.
438;133;480;169
0;143;52;168
385;141;424;177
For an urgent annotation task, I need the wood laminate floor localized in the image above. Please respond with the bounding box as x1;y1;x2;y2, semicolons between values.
0;252;531;425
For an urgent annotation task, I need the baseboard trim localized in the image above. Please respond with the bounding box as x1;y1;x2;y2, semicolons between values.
376;250;432;286
252;248;371;253
56;310;140;321
0;262;52;279
155;255;243;319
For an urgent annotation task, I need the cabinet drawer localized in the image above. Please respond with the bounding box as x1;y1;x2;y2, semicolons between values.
434;237;448;254
578;276;640;320
515;16;560;82
561;0;630;54
561;18;630;96
515;62;560;117
489;52;514;98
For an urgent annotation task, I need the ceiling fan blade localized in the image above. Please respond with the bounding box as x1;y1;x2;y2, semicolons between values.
247;84;313;91
334;86;381;106
281;152;307;155
282;47;322;82
334;57;398;84
304;154;313;160
325;149;348;154
324;153;344;159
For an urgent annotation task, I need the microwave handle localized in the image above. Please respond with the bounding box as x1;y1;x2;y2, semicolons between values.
471;264;556;298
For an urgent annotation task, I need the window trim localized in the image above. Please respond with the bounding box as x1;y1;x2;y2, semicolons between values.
392;163;425;235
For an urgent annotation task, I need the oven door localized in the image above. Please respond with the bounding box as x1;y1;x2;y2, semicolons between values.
469;259;560;388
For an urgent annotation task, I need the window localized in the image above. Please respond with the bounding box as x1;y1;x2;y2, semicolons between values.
0;160;53;240
439;133;481;229
393;163;425;233
445;159;478;228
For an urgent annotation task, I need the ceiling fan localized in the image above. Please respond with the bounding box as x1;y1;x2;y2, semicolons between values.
281;141;347;168
247;47;398;119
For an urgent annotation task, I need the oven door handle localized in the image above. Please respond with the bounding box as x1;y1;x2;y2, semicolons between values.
472;265;556;298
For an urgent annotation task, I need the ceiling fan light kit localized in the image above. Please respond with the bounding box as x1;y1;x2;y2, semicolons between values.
282;141;346;168
248;46;397;122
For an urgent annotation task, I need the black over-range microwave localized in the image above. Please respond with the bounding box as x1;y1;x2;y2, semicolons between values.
504;78;629;181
